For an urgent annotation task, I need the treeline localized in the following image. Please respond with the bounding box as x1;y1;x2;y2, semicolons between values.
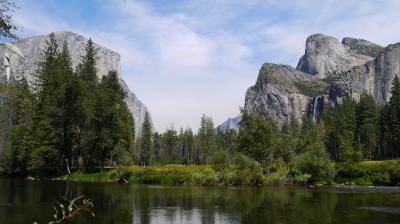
324;77;400;161
0;33;135;175
136;78;400;184
140;77;400;168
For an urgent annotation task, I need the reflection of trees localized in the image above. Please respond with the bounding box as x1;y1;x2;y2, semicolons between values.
1;179;400;224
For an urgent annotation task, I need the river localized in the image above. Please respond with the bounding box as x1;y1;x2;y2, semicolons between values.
0;178;399;223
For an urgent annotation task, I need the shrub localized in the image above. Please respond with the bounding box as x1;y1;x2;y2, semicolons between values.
335;160;400;186
293;141;335;184
210;150;230;172
227;153;264;186
263;166;289;185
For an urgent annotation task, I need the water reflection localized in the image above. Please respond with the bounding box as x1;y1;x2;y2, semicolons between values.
1;178;400;224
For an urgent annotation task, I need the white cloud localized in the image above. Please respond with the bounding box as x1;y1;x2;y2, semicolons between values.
11;0;400;131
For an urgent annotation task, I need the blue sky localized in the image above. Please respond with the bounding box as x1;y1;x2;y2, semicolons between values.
13;0;400;131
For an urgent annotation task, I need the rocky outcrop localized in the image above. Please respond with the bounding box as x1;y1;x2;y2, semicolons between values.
296;34;372;78
0;31;151;136
331;43;400;106
342;37;384;58
244;33;398;127
244;63;327;125
216;116;241;132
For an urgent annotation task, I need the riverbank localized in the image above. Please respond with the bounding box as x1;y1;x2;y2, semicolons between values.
56;160;400;186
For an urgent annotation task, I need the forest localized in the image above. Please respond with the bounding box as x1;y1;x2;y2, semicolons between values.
1;34;400;186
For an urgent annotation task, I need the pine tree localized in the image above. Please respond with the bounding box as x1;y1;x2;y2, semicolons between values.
0;79;34;174
236;109;275;164
338;97;361;162
384;76;400;158
78;39;97;85
140;112;153;166
30;33;62;171
198;114;215;164
356;92;380;160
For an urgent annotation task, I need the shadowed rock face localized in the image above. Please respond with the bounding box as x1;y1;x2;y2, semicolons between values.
0;31;151;137
244;33;398;126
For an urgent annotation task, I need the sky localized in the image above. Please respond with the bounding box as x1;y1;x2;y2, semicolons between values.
12;0;400;132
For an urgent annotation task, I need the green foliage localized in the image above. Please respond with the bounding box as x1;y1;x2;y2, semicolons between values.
1;34;135;175
293;140;335;184
225;153;264;186
335;160;400;186
140;112;153;166
236;109;275;164
210;149;229;171
198;114;215;164
346;42;384;57
293;80;328;97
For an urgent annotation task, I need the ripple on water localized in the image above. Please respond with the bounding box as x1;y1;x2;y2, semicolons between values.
359;207;400;214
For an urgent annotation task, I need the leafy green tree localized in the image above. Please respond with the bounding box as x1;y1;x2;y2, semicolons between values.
140;112;153;166
293;140;335;184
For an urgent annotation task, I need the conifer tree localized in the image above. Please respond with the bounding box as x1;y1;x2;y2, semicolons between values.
236;109;274;164
140;112;153;166
356;92;380;160
0;78;34;174
383;76;400;157
198;114;215;164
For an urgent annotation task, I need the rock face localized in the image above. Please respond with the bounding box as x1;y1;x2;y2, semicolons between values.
216;116;241;132
245;33;396;126
245;63;327;125
331;43;400;106
0;31;151;137
296;34;372;78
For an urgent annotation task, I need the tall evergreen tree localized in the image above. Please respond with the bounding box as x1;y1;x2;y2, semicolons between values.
30;33;62;171
236;109;275;164
356;92;380;160
0;79;34;174
140;112;153;166
198;114;215;164
383;76;400;158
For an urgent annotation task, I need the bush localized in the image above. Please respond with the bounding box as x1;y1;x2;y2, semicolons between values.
210;150;230;172
293;141;335;184
335;160;400;186
227;153;264;186
263;167;289;185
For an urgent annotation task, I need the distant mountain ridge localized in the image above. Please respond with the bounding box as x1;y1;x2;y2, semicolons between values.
216;116;241;133
0;31;151;136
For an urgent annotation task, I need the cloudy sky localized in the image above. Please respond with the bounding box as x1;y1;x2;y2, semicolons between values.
13;0;400;131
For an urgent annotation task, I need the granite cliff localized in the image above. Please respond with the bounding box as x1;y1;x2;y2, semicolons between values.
243;33;396;127
0;31;151;136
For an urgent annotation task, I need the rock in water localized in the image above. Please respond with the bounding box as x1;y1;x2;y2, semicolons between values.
0;31;151;137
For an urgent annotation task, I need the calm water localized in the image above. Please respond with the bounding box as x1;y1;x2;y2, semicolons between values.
1;178;400;224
